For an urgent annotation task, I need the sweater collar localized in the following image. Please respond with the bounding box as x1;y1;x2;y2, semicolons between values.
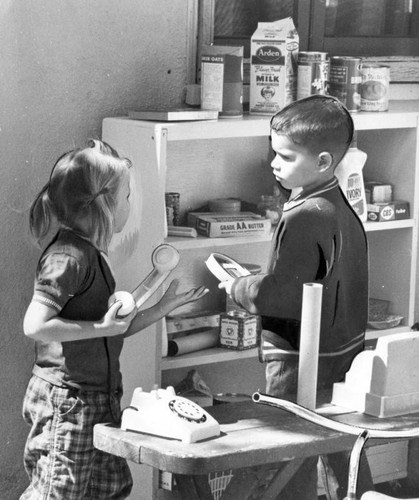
283;177;339;212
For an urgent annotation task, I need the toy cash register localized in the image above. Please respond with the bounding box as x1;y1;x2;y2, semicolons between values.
121;386;220;443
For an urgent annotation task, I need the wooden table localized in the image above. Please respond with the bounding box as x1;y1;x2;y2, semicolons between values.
94;400;419;499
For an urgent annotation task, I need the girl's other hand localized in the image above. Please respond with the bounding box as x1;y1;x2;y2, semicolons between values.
159;279;209;315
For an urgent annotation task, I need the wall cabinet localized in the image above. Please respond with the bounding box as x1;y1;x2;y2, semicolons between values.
102;100;419;497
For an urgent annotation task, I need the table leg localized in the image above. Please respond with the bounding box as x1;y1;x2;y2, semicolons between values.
260;458;307;499
219;458;307;500
219;467;267;499
175;474;214;500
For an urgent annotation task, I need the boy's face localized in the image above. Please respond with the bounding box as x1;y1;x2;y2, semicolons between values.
270;132;329;192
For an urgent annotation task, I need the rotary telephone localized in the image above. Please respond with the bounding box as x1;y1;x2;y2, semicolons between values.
121;386;220;443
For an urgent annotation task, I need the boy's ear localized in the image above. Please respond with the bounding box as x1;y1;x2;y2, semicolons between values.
318;152;334;172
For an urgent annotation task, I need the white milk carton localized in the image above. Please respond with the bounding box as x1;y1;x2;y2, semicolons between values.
250;17;299;115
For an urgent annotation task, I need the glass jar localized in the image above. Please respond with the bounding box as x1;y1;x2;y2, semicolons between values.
257;194;282;225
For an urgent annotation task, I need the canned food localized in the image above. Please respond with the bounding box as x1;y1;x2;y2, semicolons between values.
165;192;180;226
361;64;390;112
297;52;329;99
329;57;362;112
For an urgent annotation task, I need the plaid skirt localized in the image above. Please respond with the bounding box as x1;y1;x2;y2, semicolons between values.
20;375;132;500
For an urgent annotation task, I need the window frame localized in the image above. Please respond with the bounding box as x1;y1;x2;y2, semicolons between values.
189;0;419;84
309;0;419;57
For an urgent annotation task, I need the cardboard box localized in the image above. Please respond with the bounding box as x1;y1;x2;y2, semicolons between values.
188;212;271;238
201;45;243;118
219;312;260;350
166;311;221;335
249;17;299;115
365;182;393;204
188;211;257;228
367;200;410;222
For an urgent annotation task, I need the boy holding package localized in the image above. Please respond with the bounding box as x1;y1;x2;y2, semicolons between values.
220;95;371;499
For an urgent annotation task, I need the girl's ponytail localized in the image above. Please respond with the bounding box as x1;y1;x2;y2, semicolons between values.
29;183;54;243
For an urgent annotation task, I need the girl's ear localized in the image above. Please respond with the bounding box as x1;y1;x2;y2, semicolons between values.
318;152;334;172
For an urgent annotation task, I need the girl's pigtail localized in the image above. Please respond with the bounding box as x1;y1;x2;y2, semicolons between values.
29;183;53;242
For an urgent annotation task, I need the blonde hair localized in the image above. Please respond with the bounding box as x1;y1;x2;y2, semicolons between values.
30;139;132;250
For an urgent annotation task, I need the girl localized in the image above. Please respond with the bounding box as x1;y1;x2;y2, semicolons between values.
21;140;208;499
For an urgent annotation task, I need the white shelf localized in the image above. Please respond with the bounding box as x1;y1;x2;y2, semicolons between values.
161;346;258;370
365;325;412;341
167;232;272;250
105;103;419;374
161;324;412;370
115;101;419;142
364;219;415;232
167;219;414;250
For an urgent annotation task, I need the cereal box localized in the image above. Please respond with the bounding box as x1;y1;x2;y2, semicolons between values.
250;17;299;115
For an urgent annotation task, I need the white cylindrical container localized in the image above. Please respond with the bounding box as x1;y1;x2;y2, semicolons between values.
335;131;368;222
297;283;323;410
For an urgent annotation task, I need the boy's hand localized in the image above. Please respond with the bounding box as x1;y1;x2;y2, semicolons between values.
218;280;233;296
158;279;209;315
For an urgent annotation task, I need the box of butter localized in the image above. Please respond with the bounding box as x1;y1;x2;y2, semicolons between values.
188;212;271;238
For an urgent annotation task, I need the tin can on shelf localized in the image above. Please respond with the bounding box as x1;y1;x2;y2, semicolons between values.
360;64;390;112
297;52;329;99
329;57;362;112
165;192;180;226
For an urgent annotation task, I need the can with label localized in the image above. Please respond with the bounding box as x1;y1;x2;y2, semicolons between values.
165;192;180;226
360;64;390;112
329;57;362;112
297;52;329;99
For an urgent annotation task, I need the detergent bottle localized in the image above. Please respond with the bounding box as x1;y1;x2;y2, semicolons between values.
334;131;368;222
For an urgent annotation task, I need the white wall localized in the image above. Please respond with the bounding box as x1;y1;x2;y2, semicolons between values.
0;1;190;497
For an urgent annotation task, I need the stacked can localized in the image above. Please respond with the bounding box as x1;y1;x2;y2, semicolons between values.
165;192;180;226
360;64;390;112
297;52;329;99
328;57;362;112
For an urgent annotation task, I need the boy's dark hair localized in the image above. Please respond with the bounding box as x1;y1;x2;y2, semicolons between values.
270;95;354;162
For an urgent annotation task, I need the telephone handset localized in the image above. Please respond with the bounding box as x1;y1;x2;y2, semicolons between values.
121;386;220;443
205;252;251;282
108;244;180;315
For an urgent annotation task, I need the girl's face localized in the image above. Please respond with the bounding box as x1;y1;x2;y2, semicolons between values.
113;173;131;233
270;132;326;192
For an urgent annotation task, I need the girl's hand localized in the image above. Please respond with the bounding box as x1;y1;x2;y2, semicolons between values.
101;300;138;336
158;279;209;315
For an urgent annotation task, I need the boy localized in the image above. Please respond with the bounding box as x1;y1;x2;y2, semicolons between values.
220;95;371;499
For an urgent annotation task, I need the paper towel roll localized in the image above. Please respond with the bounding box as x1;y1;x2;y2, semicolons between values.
297;283;323;410
167;330;219;357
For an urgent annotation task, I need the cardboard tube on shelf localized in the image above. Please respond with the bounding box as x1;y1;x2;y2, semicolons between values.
297;283;323;410
167;330;219;357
